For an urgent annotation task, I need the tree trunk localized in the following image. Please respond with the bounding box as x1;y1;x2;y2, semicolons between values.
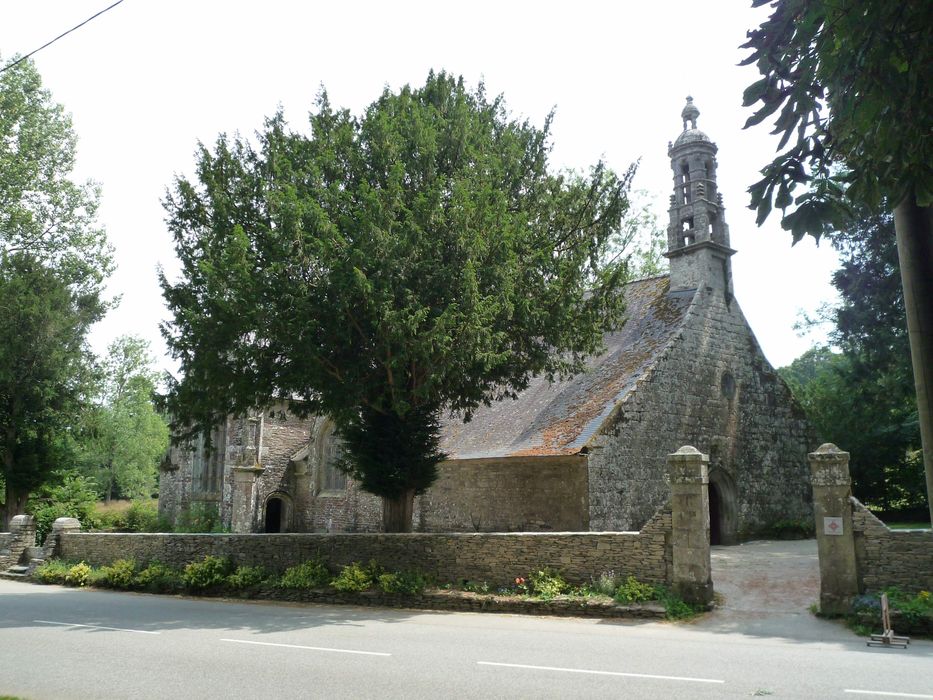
894;194;933;526
382;489;415;532
1;483;29;531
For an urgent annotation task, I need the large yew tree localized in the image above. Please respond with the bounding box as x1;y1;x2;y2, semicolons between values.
741;0;933;522
161;72;635;531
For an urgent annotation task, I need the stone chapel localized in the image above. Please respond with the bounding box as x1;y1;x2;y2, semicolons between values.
158;98;814;543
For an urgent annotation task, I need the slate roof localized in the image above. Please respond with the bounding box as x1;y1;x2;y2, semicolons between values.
440;275;695;460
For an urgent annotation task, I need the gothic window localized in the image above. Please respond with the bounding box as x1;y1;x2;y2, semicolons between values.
191;427;224;496
318;423;348;493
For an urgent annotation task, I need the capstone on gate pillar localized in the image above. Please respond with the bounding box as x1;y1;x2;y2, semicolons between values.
808;443;860;615
668;445;713;606
45;517;82;558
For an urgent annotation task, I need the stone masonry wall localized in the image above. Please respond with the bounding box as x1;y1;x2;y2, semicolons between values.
250;403;314;530
0;515;37;569
587;284;813;537
304;479;383;533
58;506;672;587
851;498;933;594
417;456;588;532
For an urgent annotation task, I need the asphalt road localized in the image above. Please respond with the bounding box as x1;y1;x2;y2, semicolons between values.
1;542;931;699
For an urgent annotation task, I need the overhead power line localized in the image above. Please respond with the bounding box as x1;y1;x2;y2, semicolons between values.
1;0;127;74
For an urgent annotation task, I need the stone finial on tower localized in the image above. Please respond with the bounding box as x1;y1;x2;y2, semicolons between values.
664;97;736;298
681;96;700;130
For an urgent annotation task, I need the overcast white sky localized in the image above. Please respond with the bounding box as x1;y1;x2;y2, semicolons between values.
1;0;839;371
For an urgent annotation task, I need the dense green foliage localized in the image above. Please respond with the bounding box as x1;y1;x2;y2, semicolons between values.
377;570;428;595
95;559;137;588
613;576;658;604
76;336;169;502
741;0;931;238
277;559;331;590
742;1;933;521
27;472;100;542
0;255;103;527
182;555;233;590
134;562;183;593
780;213;924;512
0;57;113;527
226;565;272;590
331;561;380;592
161;72;636;530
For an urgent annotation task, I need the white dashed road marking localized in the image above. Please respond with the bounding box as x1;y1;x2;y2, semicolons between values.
477;661;724;684
34;619;160;635
220;638;391;656
844;691;933;699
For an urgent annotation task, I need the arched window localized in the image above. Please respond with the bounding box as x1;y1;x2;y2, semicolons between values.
317;422;347;493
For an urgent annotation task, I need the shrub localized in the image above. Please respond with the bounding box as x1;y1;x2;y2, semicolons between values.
614;576;658;604
94;502;129;531
886;588;933;625
125;500;160;532
852;589;933;631
175;503;224;533
654;586;700;620
331;562;377;592
278;559;331;590
97;559;137;589
767;519;815;540
182;555;232;591
33;560;72;585
227;565;272;590
591;571;619;597
529;568;568;600
28;473;101;542
134;562;183;593
378;570;427;595
461;580;491;594
65;562;92;587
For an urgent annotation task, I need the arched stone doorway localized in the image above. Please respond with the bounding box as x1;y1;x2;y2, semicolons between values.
709;482;723;544
708;469;737;545
263;494;290;533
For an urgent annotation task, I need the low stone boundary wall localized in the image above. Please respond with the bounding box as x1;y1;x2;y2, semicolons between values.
852;498;933;593
58;506;673;587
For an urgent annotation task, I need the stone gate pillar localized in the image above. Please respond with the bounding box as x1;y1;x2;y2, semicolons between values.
45;517;81;559
808;443;860;614
231;465;264;533
668;446;713;605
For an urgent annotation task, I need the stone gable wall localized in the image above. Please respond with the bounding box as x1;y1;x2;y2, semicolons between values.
586;285;813;537
851;498;933;593
57;506;672;586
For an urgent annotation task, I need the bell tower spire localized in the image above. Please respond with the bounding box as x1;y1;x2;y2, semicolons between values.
664;97;735;297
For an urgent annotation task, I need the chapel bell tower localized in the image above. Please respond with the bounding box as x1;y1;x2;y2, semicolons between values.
665;97;735;297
